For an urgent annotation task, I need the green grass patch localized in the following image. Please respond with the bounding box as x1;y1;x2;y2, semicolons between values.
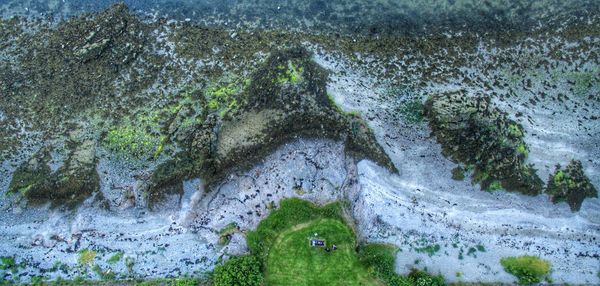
78;249;96;266
246;198;344;266
266;218;378;285
500;255;551;285
107;252;123;265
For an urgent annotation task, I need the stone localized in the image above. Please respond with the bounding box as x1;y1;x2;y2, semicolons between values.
424;91;543;195
546;160;598;211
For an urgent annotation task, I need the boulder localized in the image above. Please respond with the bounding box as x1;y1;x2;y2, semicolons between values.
546;160;597;211
424;91;543;195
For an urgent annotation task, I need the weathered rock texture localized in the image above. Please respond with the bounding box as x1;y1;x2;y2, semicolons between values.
8;138;101;208
147;47;396;203
424;91;544;195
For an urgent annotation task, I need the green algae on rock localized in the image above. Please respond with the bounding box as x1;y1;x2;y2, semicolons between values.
424;91;543;195
8;136;102;208
145;47;397;202
546;160;598;211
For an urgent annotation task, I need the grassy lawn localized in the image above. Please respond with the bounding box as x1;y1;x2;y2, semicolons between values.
266;218;379;286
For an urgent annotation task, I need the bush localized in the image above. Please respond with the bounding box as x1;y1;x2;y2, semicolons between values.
213;256;263;286
408;269;446;286
500;256;551;284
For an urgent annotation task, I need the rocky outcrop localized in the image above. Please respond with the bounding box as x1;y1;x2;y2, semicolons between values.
8;136;101;208
146;47;396;203
424;91;543;195
546;160;597;211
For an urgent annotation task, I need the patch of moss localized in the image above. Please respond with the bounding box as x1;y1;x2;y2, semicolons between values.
398;100;424;124
205;79;242;118
218;223;239;246
276;60;304;84
107;252;123;265
500;256;551;285
486;180;504;192
546;160;597;211
78;249;96;266
451;166;465;181
104;124;161;160
415;244;441;257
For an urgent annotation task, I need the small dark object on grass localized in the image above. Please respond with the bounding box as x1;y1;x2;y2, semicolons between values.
325;247;331;252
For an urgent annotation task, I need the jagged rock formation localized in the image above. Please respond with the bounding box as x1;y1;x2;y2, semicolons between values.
8;132;101;208
424;91;544;195
546;160;598;211
147;47;396;203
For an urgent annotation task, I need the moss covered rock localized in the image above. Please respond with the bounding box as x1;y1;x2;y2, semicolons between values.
146;47;397;201
8;139;101;208
424;91;543;195
210;47;396;181
546;160;597;211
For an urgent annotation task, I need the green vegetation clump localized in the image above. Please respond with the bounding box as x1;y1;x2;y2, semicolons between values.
276;60;304;84
358;244;412;285
424;92;543;195
546;160;597;211
104;124;162;159
500;256;551;285
78;249;97;266
398;100;424;124
486;180;504;192
107;252;123;264
205;79;243;118
407;269;446;286
415;244;441;257
0;256;18;274
218;223;239;245
212;256;263;286
451;166;465;181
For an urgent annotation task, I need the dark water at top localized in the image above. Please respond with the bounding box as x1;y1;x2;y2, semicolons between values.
0;0;598;35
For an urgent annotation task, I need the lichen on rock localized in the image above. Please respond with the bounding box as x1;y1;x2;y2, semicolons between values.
424;91;543;195
546;160;597;211
8;134;102;208
145;47;397;202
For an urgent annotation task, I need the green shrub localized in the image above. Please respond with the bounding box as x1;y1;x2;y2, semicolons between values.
408;269;446;286
213;256;263;286
500;256;551;284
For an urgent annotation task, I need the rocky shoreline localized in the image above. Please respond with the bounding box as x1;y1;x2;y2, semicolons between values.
1;2;599;284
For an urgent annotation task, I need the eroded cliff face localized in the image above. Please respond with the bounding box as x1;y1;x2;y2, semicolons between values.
0;2;599;285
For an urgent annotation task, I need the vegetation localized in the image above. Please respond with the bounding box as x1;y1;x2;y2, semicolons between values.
546;160;598;211
218;223;239;245
104;122;162;160
78;249;97;266
266;218;377;285
276;60;304;84
205;79;242;118
246;198;345;265
107;252;124;264
398;100;424;124
500;256;551;284
451;167;465;181
213;256;263;286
